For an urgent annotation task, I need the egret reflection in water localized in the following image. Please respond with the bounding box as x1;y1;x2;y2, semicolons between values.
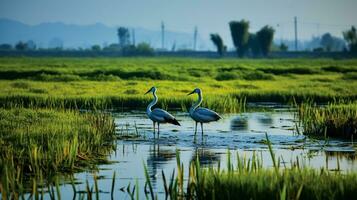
256;113;273;126
146;143;176;186
191;148;221;166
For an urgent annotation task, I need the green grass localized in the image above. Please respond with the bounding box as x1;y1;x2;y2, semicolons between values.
298;101;357;138
189;164;357;200
153;134;357;200
1;57;357;199
0;57;357;112
0;108;116;197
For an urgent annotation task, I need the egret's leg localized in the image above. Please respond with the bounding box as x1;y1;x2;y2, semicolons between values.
153;122;156;135
194;122;198;135
158;123;160;136
200;122;204;136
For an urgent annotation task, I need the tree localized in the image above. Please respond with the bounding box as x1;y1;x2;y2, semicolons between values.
320;33;345;52
119;43;154;56
26;40;36;50
0;44;12;50
279;43;288;52
135;42;154;56
15;41;28;51
229;20;250;57
248;33;260;57
210;33;226;56
257;26;275;56
343;26;357;53
103;43;120;51
117;27;130;48
91;45;101;51
320;33;333;51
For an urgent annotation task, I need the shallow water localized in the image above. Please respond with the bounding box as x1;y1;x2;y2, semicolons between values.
43;108;357;199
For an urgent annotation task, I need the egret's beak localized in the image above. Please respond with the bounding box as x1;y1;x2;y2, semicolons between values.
144;89;151;95
187;90;195;96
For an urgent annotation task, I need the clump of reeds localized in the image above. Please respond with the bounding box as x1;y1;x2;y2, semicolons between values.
298;101;357;138
116;122;143;139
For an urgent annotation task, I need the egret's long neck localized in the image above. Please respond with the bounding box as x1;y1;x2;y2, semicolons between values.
147;91;158;114
190;92;202;113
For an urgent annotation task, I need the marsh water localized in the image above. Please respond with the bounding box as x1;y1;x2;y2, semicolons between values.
39;105;357;199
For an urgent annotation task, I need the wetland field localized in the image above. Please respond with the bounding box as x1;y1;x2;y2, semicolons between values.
1;57;357;199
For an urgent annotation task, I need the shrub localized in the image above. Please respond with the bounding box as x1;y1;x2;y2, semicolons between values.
93;74;121;81
243;71;274;80
322;65;357;73
29;88;48;94
11;81;31;89
215;72;239;81
342;72;357;80
259;67;319;75
35;74;82;81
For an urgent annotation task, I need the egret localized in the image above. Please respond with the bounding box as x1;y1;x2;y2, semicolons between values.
145;86;180;136
188;88;221;135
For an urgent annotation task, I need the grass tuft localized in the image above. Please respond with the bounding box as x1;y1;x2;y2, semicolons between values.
298;101;357;138
0;107;116;196
342;72;357;80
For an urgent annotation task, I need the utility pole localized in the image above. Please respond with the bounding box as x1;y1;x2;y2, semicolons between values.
193;26;198;51
277;24;283;44
294;16;298;51
132;28;136;46
161;21;165;49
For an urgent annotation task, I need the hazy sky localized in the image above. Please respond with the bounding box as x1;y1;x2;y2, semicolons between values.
1;0;356;40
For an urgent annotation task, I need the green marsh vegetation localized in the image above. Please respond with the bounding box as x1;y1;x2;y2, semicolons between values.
142;134;357;200
1;57;357;112
0;108;116;197
1;57;357;198
298;101;357;138
3;133;357;200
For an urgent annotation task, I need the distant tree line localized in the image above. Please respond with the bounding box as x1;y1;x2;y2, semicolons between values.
0;27;155;56
1;23;356;57
210;20;357;57
87;27;154;56
99;27;154;56
0;40;37;51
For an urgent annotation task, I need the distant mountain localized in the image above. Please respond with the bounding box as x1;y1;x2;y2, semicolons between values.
0;18;208;50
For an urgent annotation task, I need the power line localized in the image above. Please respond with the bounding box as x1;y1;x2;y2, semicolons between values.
298;21;355;28
275;20;355;28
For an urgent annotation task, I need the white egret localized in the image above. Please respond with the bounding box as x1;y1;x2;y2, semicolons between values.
145;86;180;136
188;88;221;135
